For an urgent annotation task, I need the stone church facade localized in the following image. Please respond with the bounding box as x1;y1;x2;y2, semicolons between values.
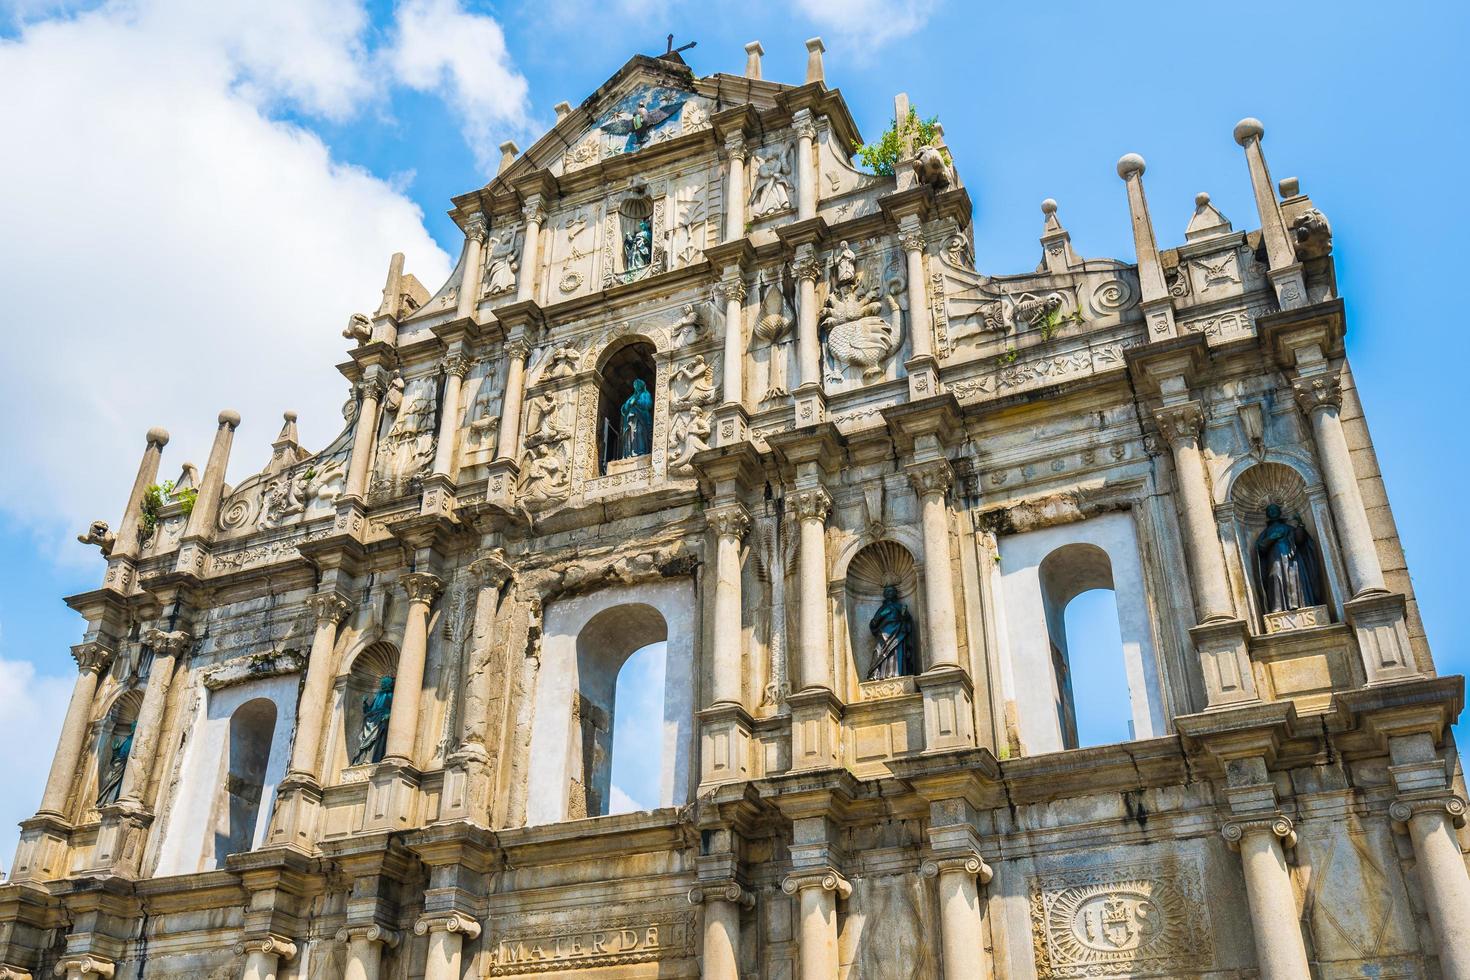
3;39;1466;980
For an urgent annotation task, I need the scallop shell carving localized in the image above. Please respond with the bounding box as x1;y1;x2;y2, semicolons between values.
1230;461;1308;526
845;540;919;600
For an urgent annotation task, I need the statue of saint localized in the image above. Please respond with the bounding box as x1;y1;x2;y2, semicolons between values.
623;217;652;271
867;585;915;680
96;723;133;806
618;378;654;459
1254;504;1322;613
352;676;394;766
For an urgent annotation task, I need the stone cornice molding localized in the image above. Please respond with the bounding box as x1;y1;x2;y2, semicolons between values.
232;936;297;961
306;591;354;627
1221;814;1296;850
413;910;481;939
334;924;402;948
687;880;756;908
920;848;993;885
401;572;444;605
706;504;752;541
1390;794;1467;829
52;958;113;980
781;868;852;899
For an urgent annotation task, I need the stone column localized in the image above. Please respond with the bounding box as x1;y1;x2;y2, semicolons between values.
1223;816;1310;979
109;427;169;562
1154;403;1233;622
1234;118;1306;309
793;250;821;390
782;870;850;980
285;593;353;780
514;198;546;303
414;912;481;980
182;410;240;540
1293;375;1384;597
383;573;442;766
921;852;993;980
52;957;113;980
455;216;486;321
432;353;472;478
336;926;400;980
790;488;833;692
909;460;959;668
346;374;387;499
1390;796;1470;976
900;228;931;359
495;338;532;462
708;505;751;707
36;644;113;817
1116;153;1177;339
793;109;818;221
690;882;753;980
234;938;296;980
723;136;747;242
117;628;190;805
718;276;745;407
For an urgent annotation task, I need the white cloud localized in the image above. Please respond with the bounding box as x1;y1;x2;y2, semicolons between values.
794;0;938;52
0;2;452;563
608;784;645;816
387;0;532;172
0;659;73;875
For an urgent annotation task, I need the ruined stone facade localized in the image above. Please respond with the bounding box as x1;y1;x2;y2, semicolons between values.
4;40;1468;980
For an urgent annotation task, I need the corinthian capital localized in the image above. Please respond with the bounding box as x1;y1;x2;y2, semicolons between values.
306;591;354;627
781;868;852;899
521;200;547;226
143;628;192;656
907;459;954;499
358;376;388;402
462;213;487;244
791;253;822;282
899;232;926;254
505;337;533;361
1221;814;1296;850
1291;374;1343;416
1153;401;1204;445
707;504;752;540
400;571;444;605
723;134;748;160
469;549;514;589
442;352;472;379
791;108;817;141
714;277;746;303
786;486;832;524
71;642;115;675
413;910;481;939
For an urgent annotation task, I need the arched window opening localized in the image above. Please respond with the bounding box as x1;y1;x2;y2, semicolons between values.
607;641;668;815
1061;588;1132;748
95;691;142;807
598;340;656;472
342;641;399;773
213;697;277;866
572;603;668;818
1038;544;1121;751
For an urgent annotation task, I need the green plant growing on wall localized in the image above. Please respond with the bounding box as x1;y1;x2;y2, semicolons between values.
139;480;174;537
1036;305;1085;342
853;108;948;177
995;347;1020;368
176;486;197;517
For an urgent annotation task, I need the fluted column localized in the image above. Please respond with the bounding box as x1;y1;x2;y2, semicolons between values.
346;374;387;499
1223;816;1310;979
922;852;993;980
1391;796;1470;976
337;926;400;980
383;573;442;766
109;427;169;562
515;198;546;303
789;488;832;692
285;593;353;780
1155;403;1233;622
909;460;959;668
455;216;486;321
900;229;931;359
415;912;480;980
432;353;472;477
37;643;114;816
235;938;295;980
794;109;818;220
782;870;850;980
708;505;751;707
690;882;753;980
117;628;189;805
723;136;747;242
52;956;113;980
495;337;531;462
717;276;745;406
793;250;821;389
1293;375;1384;597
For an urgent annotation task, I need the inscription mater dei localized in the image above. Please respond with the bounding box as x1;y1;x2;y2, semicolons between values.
487;912;692;975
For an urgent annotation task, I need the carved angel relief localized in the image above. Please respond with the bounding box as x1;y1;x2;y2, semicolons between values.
749;143;795;218
667;353;717;473
370;377;437;500
481;231;521;299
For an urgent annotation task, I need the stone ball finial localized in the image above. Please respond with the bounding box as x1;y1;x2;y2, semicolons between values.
1195;192;1211;208
218;409;241;428
283;410;298;423
1233;117;1264;145
1116;153;1146;180
1041;198;1058;215
146;426;170;447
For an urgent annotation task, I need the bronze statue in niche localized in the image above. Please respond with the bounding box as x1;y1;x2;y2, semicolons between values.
867;585;915;679
1254;504;1322;613
352;676;394;765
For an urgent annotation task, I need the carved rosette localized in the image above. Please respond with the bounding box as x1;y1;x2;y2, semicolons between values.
786;487;832;525
470;549;515;590
907;459;955;500
687;880;756;908
143;628;192;657
707;504;752;541
414;910;482;939
1152;402;1204;446
1389;794;1467;829
232;936;298;961
443;353;473;379
306;591;354;627
920;849;993;884
71;642;114;676
51;957;114;980
401;572;444;606
1221;814;1297;850
781;868;852;899
335;924;402;948
1291;374;1343;417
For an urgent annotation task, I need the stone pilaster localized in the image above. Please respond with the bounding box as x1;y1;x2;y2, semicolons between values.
791;247;825;425
722;135;747;243
454;214;486;321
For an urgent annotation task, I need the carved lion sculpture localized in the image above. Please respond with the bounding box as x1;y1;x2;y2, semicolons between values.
1290;208;1333;260
911;146;954;191
342;313;373;345
78;520;116;557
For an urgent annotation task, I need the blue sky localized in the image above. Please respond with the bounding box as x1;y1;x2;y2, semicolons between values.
0;0;1466;862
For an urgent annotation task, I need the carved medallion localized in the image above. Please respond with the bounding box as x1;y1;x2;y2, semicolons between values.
1029;861;1212;978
